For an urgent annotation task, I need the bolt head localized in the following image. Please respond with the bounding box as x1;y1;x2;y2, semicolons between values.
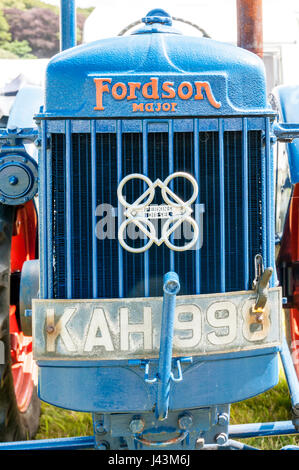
95;422;105;434
129;417;145;434
96;440;109;450
217;413;229;426
9;175;18;185
178;413;193;430
215;432;228;446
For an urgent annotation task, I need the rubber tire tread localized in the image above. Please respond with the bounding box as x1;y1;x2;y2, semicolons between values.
0;204;40;441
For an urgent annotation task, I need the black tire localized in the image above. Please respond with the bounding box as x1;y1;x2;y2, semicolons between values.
0;204;40;441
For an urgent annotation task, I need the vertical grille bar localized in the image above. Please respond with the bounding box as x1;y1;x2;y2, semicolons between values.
265;117;275;286
65;120;73;299
142;120;149;296
47;122;53;298
193;118;200;294
265;117;271;268
40;119;48;299
219;119;226;292
91;120;98;298
242;118;249;290
261;125;267;268
168;120;175;272
117;120;124;298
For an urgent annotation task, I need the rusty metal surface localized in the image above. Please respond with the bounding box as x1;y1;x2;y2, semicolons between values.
33;288;282;361
237;0;263;58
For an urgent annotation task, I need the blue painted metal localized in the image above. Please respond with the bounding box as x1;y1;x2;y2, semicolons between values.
229;420;299;439
265;117;272;274
37;348;280;412
218;118;225;292
0;150;38;205
193;118;201;294
273;123;299;142
0;436;94;450
0;128;38;141
142;121;150;296
39;119;48;299
65;119;73;299
91;119;98;298
242;118;249;290
60;0;76;51
42;116;269;301
168;121;175;272
0;129;39;205
117;119;124;298
27;8;290;450
42;10;273;119
156;272;180;420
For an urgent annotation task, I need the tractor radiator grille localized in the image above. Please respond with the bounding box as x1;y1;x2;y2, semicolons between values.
40;117;273;300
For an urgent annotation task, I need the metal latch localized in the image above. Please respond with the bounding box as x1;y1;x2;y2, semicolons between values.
252;254;273;321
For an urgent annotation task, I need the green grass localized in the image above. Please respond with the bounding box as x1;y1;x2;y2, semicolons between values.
34;371;299;450
230;372;299;450
35;404;93;440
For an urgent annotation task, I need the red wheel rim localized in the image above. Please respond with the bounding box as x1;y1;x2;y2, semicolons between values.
289;307;299;380
9;202;38;413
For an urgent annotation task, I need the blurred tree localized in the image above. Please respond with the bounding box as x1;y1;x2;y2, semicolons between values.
0;10;11;45
0;1;93;59
2;39;35;58
0;0;57;10
2;4;93;58
0;47;17;58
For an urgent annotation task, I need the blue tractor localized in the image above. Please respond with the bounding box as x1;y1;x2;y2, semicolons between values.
0;0;299;450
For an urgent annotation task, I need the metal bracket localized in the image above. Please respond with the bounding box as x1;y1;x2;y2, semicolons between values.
129;356;192;385
273;122;299;143
252;255;273;317
0;128;38;146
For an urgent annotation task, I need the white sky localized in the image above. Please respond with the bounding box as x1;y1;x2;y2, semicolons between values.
43;0;98;7
82;0;299;45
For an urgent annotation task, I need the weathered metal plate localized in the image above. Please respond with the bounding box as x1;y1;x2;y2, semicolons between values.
33;288;282;361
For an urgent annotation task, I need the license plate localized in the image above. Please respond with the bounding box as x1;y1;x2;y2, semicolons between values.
33;288;282;361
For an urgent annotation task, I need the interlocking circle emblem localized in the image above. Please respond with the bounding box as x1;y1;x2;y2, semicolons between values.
117;172;201;253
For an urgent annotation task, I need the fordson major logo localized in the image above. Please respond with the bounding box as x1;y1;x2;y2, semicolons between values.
93;77;221;114
117;172;204;253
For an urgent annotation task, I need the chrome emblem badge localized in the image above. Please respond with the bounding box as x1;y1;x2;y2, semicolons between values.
117;172;203;253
